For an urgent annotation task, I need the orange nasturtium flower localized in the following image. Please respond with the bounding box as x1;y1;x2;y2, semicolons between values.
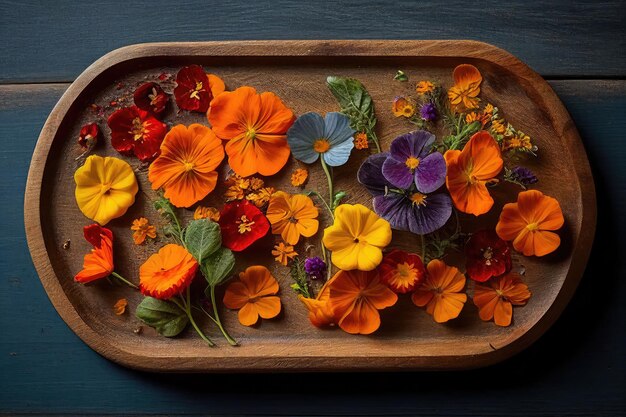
223;265;281;326
266;191;319;245
447;64;482;111
130;217;157;245
193;206;220;221
473;273;531;326
75;224;114;283
139;244;199;300
327;269;398;335
299;275;337;328
148;124;224;208
444;131;503;216
208;86;296;177
74;155;138;225
411;259;467;323
496;190;564;256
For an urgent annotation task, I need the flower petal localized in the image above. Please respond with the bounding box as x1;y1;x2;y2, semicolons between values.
323;138;354;167
414;151;446;193
357;153;392;196
382;157;414;189
286;112;324;164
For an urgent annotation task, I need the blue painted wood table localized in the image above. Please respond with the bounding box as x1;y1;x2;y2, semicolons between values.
1;1;624;415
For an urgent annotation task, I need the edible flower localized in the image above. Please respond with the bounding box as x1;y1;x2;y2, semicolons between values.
174;65;225;113
504;166;538;189
78;123;100;149
108;105;167;162
496;190;564;256
290;168;308;187
131;217;157;245
328;269;398;334
287;112;355;167
473;273;531;326
392;96;415;118
246;187;275;208
113;298;128;315
223;265;281;326
465;230;511;282
416;80;435;95
420;102;437;121
412;259;467;323
444;131;503;216
304;256;326;280
74;224;114;283
447;64;482;111
148;123;224;208
219;200;270;252
74;155;138;225
322;204;392;271
139;243;198;300
272;242;298;266
208;86;295;176
379;249;425;293
266;191;319;245
193;206;220;221
298;275;336;328
133;82;168;117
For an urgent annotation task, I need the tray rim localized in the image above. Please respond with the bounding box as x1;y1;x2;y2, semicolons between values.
23;40;596;372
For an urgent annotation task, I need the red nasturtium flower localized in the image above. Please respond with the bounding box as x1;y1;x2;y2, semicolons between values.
74;224;114;283
379;249;425;293
108;105;167;162
465;230;512;282
78;123;100;149
174;65;225;113
133;82;168;117
219;200;270;252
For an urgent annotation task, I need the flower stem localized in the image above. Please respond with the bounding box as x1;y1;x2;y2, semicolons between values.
319;157;334;209
185;286;215;347
308;191;334;219
110;271;138;289
209;285;238;346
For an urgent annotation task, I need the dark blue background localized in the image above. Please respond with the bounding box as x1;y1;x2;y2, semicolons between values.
1;1;624;415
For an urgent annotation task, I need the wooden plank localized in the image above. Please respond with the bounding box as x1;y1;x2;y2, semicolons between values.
0;0;625;83
1;80;624;414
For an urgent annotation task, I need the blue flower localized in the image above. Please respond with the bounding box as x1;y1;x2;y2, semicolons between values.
287;112;355;167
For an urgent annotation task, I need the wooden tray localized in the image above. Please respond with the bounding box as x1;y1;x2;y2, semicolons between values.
24;40;596;372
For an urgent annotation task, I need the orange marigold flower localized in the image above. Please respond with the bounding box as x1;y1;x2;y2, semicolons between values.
130;217;157;245
496;190;564;256
444;131;503;216
502;131;533;152
139;244;198;300
225;173;250;190
113;298;128;316
249;176;264;191
483;103;495;115
223;265;281;326
193;206;220;221
208;86;296;177
75;224;114;283
290;168;308;187
328;269;398;335
491;118;508;135
272;242;298;266
412;259;467;323
246;187;275;208
392;96;415;118
416;80;435;95
448;64;482;111
224;185;245;202
353;132;369;150
148;124;225;208
473;273;531;326
465;111;490;127
379;249;425;293
266;191;319;245
299;275;337;328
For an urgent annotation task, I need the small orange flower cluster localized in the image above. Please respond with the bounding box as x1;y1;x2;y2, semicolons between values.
224;172;276;208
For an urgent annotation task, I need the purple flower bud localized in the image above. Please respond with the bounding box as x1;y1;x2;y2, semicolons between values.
510;166;538;186
304;256;326;280
420;102;437;121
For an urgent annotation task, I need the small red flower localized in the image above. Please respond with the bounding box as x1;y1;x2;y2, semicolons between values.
133;82;168;117
219;200;270;252
107;105;167;162
78;123;100;149
379;249;425;293
174;65;225;113
465;229;512;282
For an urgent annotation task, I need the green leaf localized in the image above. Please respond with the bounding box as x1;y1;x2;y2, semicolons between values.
135;297;188;337
201;246;235;287
332;191;347;210
394;70;408;82
184;219;221;265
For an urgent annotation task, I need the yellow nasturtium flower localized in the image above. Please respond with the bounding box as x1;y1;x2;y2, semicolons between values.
323;204;392;271
74;155;138;225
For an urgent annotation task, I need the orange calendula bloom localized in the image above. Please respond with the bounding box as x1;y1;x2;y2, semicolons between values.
193;206;220;221
139;244;198;300
290;168;308;187
392;96;415;118
412;259;467;323
416;80;435;95
444;131;503;216
298;275;337;328
113;298;128;316
473;273;531;326
448;64;482;111
328;269;398;335
249;177;264;191
246;187;275;208
223;265;281;326
353;132;369;150
496;190;564;256
148;124;225;208
272;242;298;266
266;191;319;245
131;217;157;245
208;86;296;177
75;224;114;283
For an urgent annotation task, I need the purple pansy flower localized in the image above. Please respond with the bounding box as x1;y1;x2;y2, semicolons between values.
381;130;447;193
304;256;326;280
420;102;437;121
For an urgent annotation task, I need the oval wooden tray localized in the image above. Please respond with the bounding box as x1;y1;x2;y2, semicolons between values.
24;40;595;372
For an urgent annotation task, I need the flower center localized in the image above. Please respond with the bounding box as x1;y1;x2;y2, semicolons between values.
189;81;203;99
131;117;148;141
245;127;256;141
236;215;255;234
100;182;113;194
148;88;159;105
482;246;493;266
405;156;420;170
394;262;417;283
313;139;331;153
183;161;194;172
410;192;427;206
526;222;539;231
